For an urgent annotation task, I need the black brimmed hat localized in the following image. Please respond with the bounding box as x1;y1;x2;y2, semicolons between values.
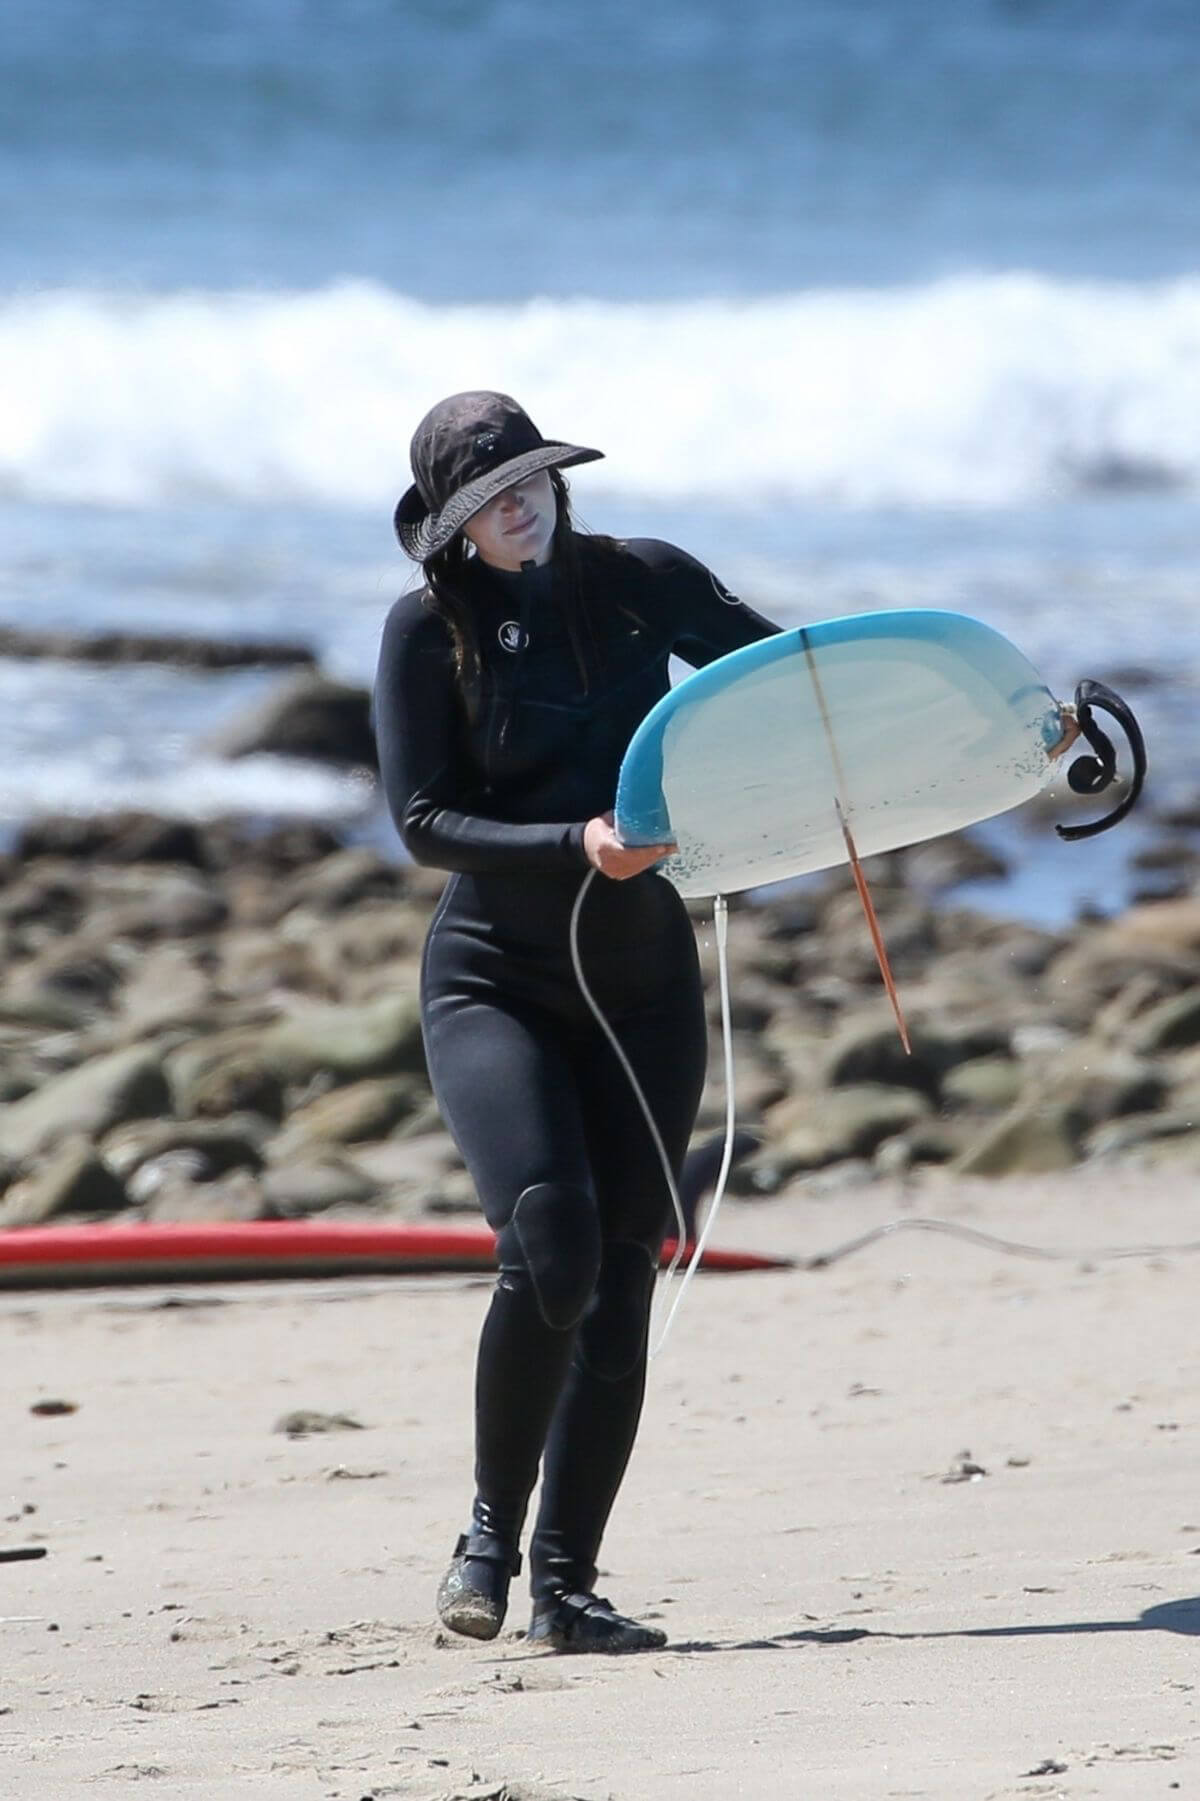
393;391;604;561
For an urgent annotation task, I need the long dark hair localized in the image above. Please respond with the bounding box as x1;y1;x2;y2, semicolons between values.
421;471;624;716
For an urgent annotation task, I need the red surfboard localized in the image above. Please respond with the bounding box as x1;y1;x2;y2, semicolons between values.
0;1220;791;1288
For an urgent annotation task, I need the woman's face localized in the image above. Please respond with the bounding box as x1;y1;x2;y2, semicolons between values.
462;470;557;571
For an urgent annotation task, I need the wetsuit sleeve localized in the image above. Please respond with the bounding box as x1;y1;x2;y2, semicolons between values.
628;539;783;665
373;596;590;873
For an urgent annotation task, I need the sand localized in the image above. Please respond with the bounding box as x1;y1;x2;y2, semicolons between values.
5;1163;1199;1800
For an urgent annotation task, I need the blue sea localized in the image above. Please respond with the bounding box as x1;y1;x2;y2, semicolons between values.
3;0;1198;921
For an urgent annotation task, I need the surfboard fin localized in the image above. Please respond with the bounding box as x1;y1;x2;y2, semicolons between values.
836;800;912;1056
1055;680;1148;842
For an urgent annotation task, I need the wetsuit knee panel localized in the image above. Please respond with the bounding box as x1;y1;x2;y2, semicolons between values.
497;1183;601;1331
578;1239;657;1381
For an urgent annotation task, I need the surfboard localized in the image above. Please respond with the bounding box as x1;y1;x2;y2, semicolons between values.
614;609;1066;898
0;1221;791;1289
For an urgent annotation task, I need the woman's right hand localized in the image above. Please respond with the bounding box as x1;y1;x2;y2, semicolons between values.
583;812;676;880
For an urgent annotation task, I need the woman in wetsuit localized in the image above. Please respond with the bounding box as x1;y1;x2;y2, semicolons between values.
374;391;778;1654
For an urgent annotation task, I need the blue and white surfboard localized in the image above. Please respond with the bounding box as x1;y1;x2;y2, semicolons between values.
614;609;1067;898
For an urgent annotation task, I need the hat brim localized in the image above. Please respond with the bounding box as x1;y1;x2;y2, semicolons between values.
394;441;604;561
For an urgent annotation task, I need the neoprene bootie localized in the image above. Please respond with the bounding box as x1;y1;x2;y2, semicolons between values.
526;1588;667;1654
436;1528;522;1641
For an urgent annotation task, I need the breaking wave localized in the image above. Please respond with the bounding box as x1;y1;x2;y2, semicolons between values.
3;273;1198;509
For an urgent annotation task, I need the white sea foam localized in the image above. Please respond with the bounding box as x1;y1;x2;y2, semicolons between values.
0;751;376;832
3;274;1199;509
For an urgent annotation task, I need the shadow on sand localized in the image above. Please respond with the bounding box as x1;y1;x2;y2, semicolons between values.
669;1593;1200;1656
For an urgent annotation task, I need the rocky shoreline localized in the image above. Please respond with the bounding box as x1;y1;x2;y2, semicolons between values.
1;803;1197;1239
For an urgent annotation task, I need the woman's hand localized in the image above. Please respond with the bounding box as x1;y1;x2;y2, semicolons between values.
583;812;676;880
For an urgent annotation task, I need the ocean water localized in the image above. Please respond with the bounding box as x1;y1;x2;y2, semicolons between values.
3;0;1198;921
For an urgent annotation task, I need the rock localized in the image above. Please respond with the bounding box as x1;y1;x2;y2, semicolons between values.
3;864;227;952
1158;796;1200;831
192;820;348;888
1;787;1190;1207
270;1076;428;1157
6;941;125;1012
1130;870;1195;905
145;1170;267;1222
115;945;214;1036
0;1046;171;1163
762;1083;930;1174
101;1115;270;1180
875;1120;970;1172
1100;897;1200;954
940;1056;1025;1111
0;990;97;1031
816;891;939;981
1131;839;1200;874
210;673;377;768
0;1064;36;1104
1169;1044;1200;1086
166;992;424;1111
0;862;89;937
304;904;424;999
706;971;783;1034
88;871;228;943
760;1018;829;1096
0;1137;128;1226
274;1410;364;1438
877;937;1060;1033
901;831;1011;892
753;889;824;939
272;848;407;918
1138;1142;1200;1177
168;1034;287;1115
953;1100;1083;1176
1011;1021;1074;1059
13;813;213;868
1128;988;1200;1055
261;1157;381;1216
976;926;1062;982
421;1164;481;1215
259;992;426;1085
1085;1110;1200;1160
697;1052;787;1131
1044;903;1200;1018
126;1150;212;1201
213;930;332;1002
1042;930;1200;1019
0;625;316;670
184;1056;286;1123
1043;1047;1169;1126
824;1015;1011;1098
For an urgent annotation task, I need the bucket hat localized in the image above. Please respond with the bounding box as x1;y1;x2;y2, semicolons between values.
394;391;604;561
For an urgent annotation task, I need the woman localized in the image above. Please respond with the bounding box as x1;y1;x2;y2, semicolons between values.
374;391;779;1654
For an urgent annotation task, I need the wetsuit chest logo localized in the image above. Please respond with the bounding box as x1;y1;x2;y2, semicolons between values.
498;621;529;653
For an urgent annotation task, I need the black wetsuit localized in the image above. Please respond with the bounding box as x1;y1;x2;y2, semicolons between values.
374;536;778;1599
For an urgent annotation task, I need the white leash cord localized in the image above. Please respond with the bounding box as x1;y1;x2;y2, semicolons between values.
652;892;735;1351
568;871;738;1357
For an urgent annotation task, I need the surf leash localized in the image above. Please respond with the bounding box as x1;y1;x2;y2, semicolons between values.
1053;679;1148;841
799;627;912;1055
567;870;690;1332
650;891;740;1352
568;871;743;1356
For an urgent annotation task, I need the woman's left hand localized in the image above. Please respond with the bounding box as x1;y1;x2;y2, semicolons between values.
583;812;676;880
